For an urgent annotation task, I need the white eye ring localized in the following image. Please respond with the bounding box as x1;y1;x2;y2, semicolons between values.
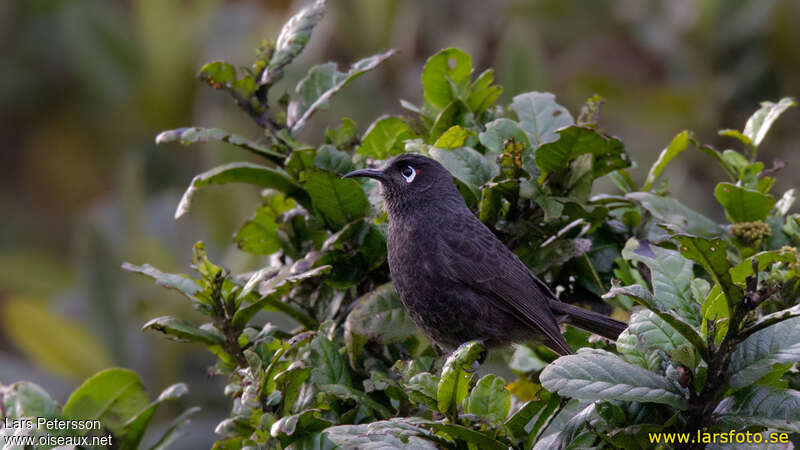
401;166;416;183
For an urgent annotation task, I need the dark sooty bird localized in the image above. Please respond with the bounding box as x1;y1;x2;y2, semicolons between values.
343;154;627;356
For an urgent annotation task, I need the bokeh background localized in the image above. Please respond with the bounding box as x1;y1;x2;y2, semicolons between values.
2;0;799;447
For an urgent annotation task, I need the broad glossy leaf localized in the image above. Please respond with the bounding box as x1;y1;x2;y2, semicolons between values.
510;92;573;148
434;125;474;149
715;386;800;432
310;335;351;387
743;97;797;147
304;170;367;230
718;128;753;147
728;317;800;388
672;234;743;309
437;341;485;414
626;192;723;238
344;283;419;365
429;100;470;141
621;238;698;322
714;182;775;223
270;409;333;444
465;374;510;425
63;368;150;435
535;126;629;178
604;285;708;362
730;249;797;285
142;316;224;346
234;193;297;255
232;265;329;328
422;48;473;108
314;145;354;175
292;50;396;132
467;69;503;113
325;117;358;147
306;418;441;449
320;384;391;418
357;117;415;159
2;298;113;380
642;130;692;191
540;349;687;409
175;162;308;219
1;381;58;418
429;146;499;196
406;372;439;410
262;0;327;85
156;127;283;161
122;263;203;302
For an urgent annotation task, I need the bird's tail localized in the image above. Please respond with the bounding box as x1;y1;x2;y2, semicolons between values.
549;300;628;340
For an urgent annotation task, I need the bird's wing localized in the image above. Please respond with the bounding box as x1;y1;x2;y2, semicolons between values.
433;211;572;355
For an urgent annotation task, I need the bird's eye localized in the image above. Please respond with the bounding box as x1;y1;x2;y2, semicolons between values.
401;166;416;183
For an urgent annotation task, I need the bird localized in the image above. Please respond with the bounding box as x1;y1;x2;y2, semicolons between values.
343;153;627;356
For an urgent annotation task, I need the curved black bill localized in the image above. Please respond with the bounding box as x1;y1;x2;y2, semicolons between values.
342;168;385;180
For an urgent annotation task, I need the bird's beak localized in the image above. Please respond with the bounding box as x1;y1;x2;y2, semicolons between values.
342;168;385;181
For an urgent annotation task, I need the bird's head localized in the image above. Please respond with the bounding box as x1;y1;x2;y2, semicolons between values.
343;153;460;213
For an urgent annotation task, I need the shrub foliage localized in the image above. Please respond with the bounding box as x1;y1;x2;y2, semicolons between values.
3;1;799;449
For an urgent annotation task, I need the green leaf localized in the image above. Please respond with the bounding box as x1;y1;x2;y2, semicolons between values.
292;49;397;133
467;69;503;113
319;384;392;418
175;162;308;219
422;48;473;108
148;406;202;450
536;126;629;178
728;317;800;388
270;409;334;445
519;180;564;221
714;386;800;433
626;192;724;238
465;374;510;425
714;182;776;223
621;238;698;322
405;373;439;410
232;265;329;328
344;283;420;365
304;170;368;230
540;349;687;409
479;118;531;156
155;127;283;161
672;234;743;310
141;316;224;346
119;383;189;450
510;92;574;148
743;97;797;147
604;284;709;363
121;263;205;306
357;117;415;159
429;100;470;141
310;334;352;387
625;309;694;370
642;130;692;191
262;0;327;85
63;368;150;436
730;248;797;285
314;145;354;176
1;381;59;418
197;62;259;113
306;418;441;449
429;146;499;196
2;298;114;380
434;125;475;149
437;341;485;414
325;118;358;148
234;193;297;255
718;129;753;147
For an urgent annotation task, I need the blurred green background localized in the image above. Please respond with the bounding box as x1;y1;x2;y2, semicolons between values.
1;0;798;447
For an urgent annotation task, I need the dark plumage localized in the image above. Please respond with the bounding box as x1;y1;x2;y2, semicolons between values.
343;154;626;356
